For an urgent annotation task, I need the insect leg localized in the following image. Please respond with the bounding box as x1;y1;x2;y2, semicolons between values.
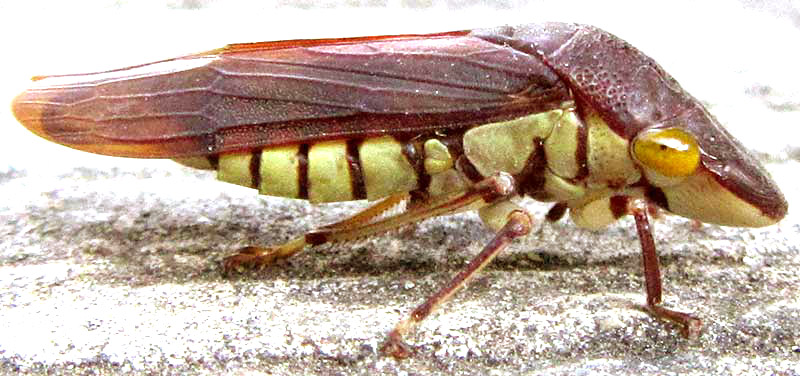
223;172;517;272
223;193;411;271
318;193;411;232
630;200;703;338
381;205;532;359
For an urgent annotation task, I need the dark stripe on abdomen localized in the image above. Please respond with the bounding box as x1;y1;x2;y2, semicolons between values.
347;139;367;200
297;144;309;200
249;150;261;189
401;139;430;193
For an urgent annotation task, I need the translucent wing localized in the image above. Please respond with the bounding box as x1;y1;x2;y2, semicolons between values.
12;31;569;157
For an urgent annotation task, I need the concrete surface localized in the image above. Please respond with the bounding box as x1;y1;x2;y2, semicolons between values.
1;1;799;375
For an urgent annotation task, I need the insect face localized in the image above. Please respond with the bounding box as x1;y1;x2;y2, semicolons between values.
631;111;786;228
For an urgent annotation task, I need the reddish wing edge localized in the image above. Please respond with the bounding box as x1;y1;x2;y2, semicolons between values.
12;30;570;158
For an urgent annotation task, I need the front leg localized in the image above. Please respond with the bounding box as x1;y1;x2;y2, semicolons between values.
630;199;703;338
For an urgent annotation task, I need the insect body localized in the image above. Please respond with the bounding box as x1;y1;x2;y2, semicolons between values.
11;22;787;358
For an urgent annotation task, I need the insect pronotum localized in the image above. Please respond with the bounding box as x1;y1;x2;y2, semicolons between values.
11;22;787;358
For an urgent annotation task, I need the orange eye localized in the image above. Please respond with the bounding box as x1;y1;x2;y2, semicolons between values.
632;128;700;177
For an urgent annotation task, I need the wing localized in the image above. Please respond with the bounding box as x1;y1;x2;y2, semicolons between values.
12;30;570;158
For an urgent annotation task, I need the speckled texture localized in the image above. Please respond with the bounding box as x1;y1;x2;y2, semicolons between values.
1;1;799;375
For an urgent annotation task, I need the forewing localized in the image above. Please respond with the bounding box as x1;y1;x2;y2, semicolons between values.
12;31;570;157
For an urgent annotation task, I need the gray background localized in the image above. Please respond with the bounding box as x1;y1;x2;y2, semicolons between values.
1;1;799;375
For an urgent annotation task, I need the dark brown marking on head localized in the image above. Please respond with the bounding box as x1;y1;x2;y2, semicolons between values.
346;139;367;200
249;149;262;189
297;144;310;200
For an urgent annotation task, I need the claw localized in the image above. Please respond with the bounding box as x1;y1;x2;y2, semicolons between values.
222;246;280;273
380;329;415;359
645;304;703;339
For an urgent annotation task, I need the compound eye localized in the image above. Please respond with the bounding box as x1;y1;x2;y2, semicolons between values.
632;128;700;177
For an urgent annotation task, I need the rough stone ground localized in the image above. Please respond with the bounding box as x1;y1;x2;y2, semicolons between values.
1;1;799;375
